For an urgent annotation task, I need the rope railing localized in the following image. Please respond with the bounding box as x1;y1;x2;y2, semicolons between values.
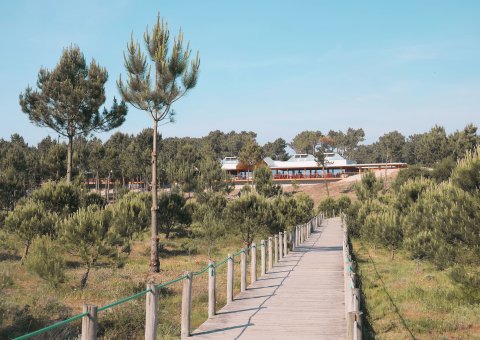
342;214;363;340
14;213;324;340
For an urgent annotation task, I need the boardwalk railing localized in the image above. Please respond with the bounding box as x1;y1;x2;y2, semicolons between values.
14;214;323;340
343;216;363;340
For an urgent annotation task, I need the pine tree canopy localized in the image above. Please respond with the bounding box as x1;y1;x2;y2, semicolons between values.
19;45;127;139
117;14;200;121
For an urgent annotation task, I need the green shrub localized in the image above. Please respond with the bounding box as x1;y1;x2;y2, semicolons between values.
394;177;434;213
355;171;383;201
431;156;456;183
317;197;337;217
60;206;123;288
403;182;480;268
254;165;282;197
336;195;351;214
4;200;58;262
393;165;431;190
81;191;106;208
272;193;314;231
451;146;480;194
25;236;66;287
110;191;150;244
364;206;402;259
30;181;81;216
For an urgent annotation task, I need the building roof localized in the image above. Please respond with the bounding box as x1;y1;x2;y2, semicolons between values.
221;153;355;170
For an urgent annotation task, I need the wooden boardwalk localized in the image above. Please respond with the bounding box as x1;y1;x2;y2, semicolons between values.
191;217;346;340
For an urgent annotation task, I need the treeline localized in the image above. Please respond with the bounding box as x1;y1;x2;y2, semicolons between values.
344;146;480;299
2;123;478;212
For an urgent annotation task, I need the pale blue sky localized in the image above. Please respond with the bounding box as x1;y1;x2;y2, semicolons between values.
1;1;479;145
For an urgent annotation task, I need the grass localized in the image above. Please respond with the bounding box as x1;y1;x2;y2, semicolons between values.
352;239;480;340
0;230;265;339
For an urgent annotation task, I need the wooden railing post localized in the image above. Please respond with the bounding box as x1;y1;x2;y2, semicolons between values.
181;272;193;338
278;232;283;260
145;283;158;340
295;226;299;247
241;248;247;292
81;304;97;340
261;240;266;275
347;311;363;340
283;231;288;256
208;261;216;318
251;243;257;284
274;235;279;263
227;254;234;303
268;237;273;271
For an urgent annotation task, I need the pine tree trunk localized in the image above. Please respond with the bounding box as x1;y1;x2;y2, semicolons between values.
150;119;160;272
21;241;30;265
80;265;90;289
66;135;73;183
323;165;330;196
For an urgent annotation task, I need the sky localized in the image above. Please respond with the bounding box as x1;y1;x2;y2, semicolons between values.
0;0;479;146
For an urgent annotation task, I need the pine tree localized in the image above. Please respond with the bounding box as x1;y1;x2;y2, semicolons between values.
117;14;200;272
19;45;127;182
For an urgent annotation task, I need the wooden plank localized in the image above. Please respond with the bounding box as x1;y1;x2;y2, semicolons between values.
191;218;346;339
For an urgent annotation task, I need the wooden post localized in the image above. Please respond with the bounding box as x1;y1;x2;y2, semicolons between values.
145;283;158;340
274;235;279;263
278;232;283;260
295;226;299;247
353;288;360;312
208;261;216;318
240;248;247;292
227;254;234;303
283;231;288;256
347;311;363;340
268;237;273;271
261;240;266;275
347;311;355;340
181;272;193;338
251;243;257;284
81;304;97;340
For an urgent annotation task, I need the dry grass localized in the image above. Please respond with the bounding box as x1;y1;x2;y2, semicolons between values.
0;231;259;339
353;240;480;340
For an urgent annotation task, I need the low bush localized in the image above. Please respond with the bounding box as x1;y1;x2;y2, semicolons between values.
25;236;66;287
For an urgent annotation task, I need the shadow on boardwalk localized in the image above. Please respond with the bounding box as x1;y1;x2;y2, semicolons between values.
191;218;346;340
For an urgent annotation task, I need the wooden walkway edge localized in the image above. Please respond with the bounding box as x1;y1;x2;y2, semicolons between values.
191;217;346;340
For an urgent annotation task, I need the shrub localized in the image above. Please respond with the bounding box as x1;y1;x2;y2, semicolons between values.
355;171;383;201
81;191;106;208
60;206;122;288
364;206;402;259
336;195;351;214
110;191;150;244
317;197;337;217
403;182;480;268
394;177;434;213
25;236;66;287
4;200;57;263
157;192;191;239
225;192;270;244
30;181;81;216
393;165;431;191
451;146;480;194
431;156;456;183
254;165;282;197
272;193;314;232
